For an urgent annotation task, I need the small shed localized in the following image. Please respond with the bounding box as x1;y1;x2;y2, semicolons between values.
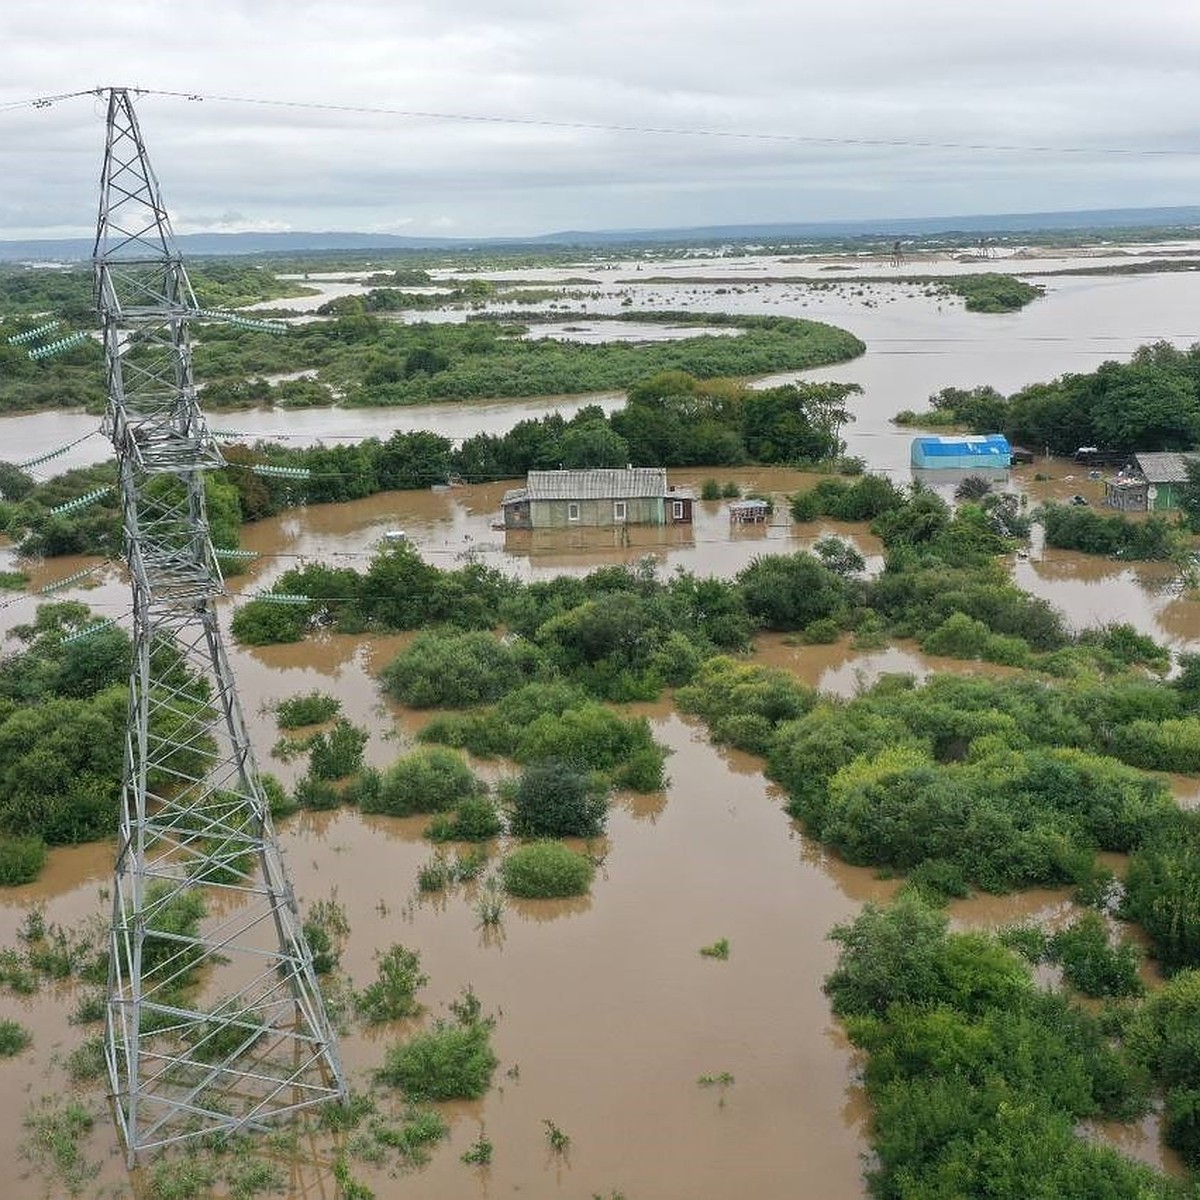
1106;452;1199;513
910;434;1011;470
501;467;693;530
728;498;770;524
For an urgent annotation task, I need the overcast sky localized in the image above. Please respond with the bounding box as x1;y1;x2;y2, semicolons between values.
2;0;1199;240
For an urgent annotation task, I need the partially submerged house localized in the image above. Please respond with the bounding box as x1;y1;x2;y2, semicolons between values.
501;467;693;530
1105;452;1196;513
910;434;1012;470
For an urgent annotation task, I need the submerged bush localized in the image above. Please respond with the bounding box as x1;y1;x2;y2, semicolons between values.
501;842;594;898
363;747;484;817
425;796;503;842
379;629;545;708
307;718;369;780
0;837;47;886
826;893;1167;1197
509;761;609;839
1047;913;1143;999
376;1019;497;1101
274;691;341;728
0;1019;30;1056
356;944;428;1023
1129;969;1200;1167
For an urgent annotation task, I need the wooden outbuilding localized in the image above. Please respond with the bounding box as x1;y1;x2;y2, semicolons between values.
1104;452;1197;513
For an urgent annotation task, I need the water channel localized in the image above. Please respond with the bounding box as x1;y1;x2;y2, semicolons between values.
0;250;1198;1196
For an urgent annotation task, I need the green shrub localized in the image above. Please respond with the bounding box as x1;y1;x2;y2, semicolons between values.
614;746;668;792
303;896;350;976
426;796;503;842
259;773;296;820
356;945;428;1023
379;629;544;708
417;856;452;892
65;1035;104;1080
376;1020;498;1101
341;766;382;809
905;859;970;901
677;656;816;755
1129;970;1200;1167
1047;913;1143;998
700;478;722;501
802;617;841;644
364;747;483;817
293;773;340;811
308;718;369;780
514;702;664;785
509;761;608;839
144;1156;217;1200
501;842;594;898
0;837;47;886
0;1019;30;1056
230;597;310;645
274;691;341;728
1125;824;1200;972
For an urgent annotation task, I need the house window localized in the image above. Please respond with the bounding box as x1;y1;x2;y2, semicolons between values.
568;502;580;522
672;500;684;520
613;501;627;522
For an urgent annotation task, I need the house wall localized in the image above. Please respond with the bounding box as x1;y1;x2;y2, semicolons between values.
668;497;693;524
1151;483;1182;512
530;496;665;529
504;500;533;529
1105;482;1147;512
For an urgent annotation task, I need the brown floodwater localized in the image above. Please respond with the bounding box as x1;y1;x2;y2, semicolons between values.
0;703;901;1199
3;252;1200;1195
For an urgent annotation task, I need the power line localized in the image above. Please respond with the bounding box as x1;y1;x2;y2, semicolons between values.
3;85;1199;159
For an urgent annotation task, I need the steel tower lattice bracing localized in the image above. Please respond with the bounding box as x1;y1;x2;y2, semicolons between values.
94;88;346;1163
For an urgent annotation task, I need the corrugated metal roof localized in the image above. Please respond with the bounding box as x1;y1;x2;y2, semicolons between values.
1133;452;1200;484
523;468;668;500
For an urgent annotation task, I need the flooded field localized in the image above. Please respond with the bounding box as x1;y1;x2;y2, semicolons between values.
1;247;1199;1196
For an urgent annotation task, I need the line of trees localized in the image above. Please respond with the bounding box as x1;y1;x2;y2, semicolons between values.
1;370;861;556
896;341;1200;456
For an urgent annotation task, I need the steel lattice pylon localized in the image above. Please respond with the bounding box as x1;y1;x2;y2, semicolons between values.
95;88;346;1163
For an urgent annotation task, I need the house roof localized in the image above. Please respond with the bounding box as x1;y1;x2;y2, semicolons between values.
1132;452;1200;484
520;468;669;500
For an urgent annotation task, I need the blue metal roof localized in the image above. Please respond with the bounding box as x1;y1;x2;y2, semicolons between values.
911;435;1010;456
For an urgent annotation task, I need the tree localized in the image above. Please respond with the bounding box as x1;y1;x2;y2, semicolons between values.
556;421;629;469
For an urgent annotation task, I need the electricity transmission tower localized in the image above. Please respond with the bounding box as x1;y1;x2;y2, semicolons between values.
95;87;345;1162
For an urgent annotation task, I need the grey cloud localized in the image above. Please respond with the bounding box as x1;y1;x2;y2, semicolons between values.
1;0;1198;238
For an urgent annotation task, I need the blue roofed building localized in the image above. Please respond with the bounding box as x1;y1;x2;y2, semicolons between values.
910;434;1012;470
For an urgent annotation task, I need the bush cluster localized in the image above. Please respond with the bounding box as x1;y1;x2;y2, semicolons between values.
501;842;595;898
826;895;1170;1198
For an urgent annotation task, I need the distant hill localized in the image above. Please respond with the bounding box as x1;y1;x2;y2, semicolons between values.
3;206;1200;262
537;207;1200;245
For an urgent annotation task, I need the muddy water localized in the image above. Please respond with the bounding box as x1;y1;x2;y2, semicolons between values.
0;705;897;1199
0;391;630;476
4;456;1197;660
3;254;1200;1193
6;253;1200;483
